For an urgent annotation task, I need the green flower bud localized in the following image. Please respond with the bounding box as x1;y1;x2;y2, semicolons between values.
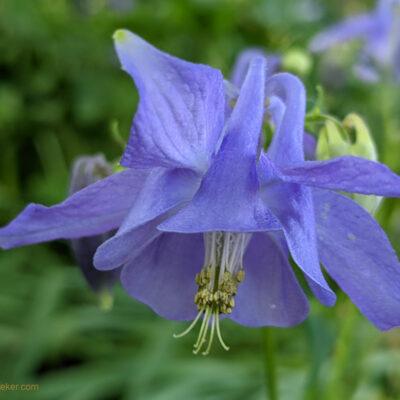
282;48;312;77
316;113;381;214
342;113;377;161
316;119;351;160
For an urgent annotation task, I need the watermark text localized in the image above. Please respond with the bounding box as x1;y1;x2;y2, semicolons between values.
0;383;40;392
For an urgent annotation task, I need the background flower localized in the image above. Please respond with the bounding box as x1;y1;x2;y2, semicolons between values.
310;0;400;82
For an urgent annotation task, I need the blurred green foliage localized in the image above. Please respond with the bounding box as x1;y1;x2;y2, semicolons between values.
0;0;400;399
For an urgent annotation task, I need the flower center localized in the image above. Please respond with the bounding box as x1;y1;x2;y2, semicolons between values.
174;232;251;355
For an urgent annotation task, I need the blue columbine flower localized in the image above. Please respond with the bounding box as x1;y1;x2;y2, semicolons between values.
2;31;400;354
310;0;400;82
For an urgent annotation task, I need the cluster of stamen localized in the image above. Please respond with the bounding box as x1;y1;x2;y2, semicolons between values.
194;267;244;314
174;232;250;355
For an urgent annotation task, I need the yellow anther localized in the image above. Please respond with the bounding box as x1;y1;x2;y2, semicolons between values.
236;270;245;282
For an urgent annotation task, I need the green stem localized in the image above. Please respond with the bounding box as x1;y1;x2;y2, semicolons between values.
376;79;400;230
325;299;358;400
262;327;278;400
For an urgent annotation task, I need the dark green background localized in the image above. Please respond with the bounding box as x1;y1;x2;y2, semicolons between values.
0;0;399;399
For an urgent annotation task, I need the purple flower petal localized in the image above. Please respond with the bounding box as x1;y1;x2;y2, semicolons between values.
94;216;164;272
278;156;400;197
314;189;400;330
114;30;225;173
266;73;306;166
120;233;203;321
259;172;336;306
230;48;281;88
303;132;317;160
71;234;120;291
94;168;200;271
267;95;315;160
260;73;336;304
0;169;148;249
353;60;380;82
159;57;280;233
231;232;309;327
309;13;375;53
365;0;394;63
267;95;285;127
305;276;336;306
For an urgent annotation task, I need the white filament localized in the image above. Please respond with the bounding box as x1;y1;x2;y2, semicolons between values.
203;232;251;287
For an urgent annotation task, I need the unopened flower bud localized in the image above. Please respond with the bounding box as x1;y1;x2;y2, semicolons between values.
316;113;381;214
69;155;119;302
282;48;312;76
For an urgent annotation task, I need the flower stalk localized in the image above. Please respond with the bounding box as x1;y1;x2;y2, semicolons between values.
262;327;278;400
